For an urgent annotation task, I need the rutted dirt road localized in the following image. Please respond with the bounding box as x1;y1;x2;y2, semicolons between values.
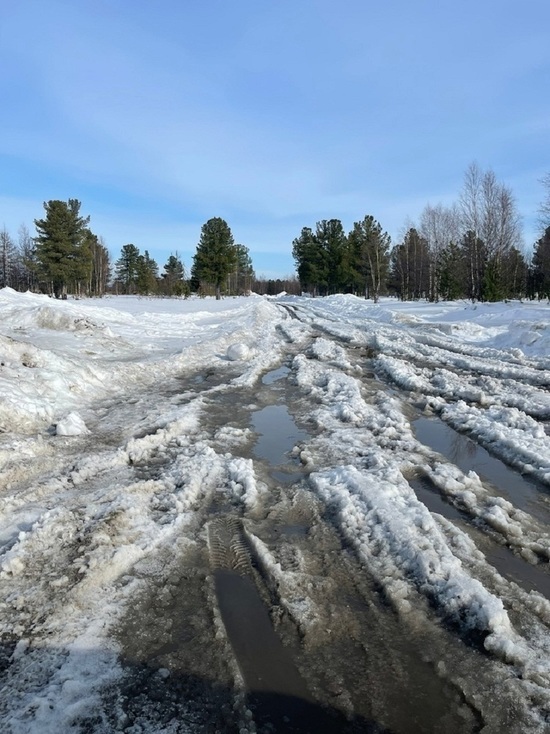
1;298;550;733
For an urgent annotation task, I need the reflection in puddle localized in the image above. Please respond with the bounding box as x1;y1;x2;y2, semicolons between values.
261;365;290;385
214;570;357;732
411;474;550;598
252;364;309;480
484;542;550;598
214;570;310;697
413;416;550;524
280;523;309;538
410;474;465;522
252;404;309;468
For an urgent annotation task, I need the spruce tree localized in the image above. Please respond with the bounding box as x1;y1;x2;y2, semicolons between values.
162;253;187;296
532;227;550;300
192;218;236;299
114;244;141;294
348;216;391;301
34;199;91;297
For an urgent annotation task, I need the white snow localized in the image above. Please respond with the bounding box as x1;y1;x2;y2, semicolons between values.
55;412;90;436
226;342;251;361
1;288;550;731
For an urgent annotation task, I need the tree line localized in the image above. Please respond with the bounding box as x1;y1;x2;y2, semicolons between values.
113;218;256;299
0;205;257;300
2;167;549;302
293;163;550;302
1;200;110;298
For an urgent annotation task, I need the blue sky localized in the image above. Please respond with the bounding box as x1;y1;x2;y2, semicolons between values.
1;1;549;279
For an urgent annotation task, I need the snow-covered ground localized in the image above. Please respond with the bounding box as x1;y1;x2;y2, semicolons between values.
1;288;550;733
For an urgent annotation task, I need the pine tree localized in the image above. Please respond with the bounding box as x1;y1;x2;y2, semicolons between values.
136;250;159;295
114;244;141;294
34;199;91;297
192;218;236;299
348;216;391;301
228;244;254;294
292;227;326;296
161;253;188;296
532;227;550;300
313;220;348;294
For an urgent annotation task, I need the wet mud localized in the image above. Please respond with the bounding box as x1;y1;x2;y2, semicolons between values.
109;350;544;733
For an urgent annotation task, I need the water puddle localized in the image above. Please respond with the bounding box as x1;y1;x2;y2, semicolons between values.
411;474;550;598
413;416;550;524
250;364;311;484
214;567;378;732
482;541;550;598
280;523;309;538
214;570;310;697
207;361;483;731
410;474;466;523
252;404;308;467
262;365;290;385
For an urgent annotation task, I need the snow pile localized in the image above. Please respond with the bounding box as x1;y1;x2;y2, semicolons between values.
307;336;358;372
227;457;267;513
226;342;250;361
434;400;550;485
0;290;286;433
310;464;514;640
55;412;90;436
0;333;109;432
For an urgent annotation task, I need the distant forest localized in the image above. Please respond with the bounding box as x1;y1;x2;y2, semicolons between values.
1;164;549;301
293;164;550;302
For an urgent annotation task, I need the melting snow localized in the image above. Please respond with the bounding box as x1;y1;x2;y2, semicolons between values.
1;288;550;731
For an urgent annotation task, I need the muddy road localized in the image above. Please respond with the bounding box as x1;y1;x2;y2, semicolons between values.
1;299;550;733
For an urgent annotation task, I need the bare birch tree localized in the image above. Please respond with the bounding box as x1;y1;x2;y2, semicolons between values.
538;173;550;231
459;163;522;300
0;228;16;288
18;224;38;291
420;203;461;301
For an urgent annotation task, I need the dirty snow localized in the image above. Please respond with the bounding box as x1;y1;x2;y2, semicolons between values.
1;288;550;732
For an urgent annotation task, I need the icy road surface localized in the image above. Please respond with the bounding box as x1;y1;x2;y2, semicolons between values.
1;288;550;733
